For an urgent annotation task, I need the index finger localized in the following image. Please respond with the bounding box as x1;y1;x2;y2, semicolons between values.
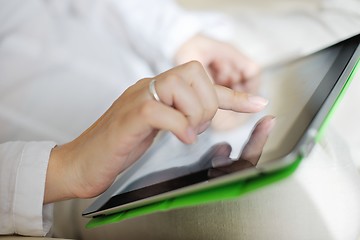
214;85;268;113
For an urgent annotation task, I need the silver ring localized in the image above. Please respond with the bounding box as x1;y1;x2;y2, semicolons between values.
149;79;161;102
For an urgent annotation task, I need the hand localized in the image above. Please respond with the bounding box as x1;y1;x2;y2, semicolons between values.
44;61;268;203
175;34;261;131
175;35;260;90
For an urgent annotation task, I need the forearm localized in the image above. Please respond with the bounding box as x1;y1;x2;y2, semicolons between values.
43;144;75;204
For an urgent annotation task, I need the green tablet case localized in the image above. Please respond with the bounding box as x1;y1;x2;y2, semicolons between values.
86;58;360;229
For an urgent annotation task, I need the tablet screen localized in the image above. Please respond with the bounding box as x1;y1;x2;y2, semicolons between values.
84;35;359;216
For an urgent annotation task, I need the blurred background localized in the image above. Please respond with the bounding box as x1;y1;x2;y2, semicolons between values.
179;0;360;66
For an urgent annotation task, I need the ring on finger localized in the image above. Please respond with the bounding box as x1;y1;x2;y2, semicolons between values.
148;79;162;103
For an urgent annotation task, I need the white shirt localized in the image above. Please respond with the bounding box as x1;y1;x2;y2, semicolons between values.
0;141;55;236
0;0;231;236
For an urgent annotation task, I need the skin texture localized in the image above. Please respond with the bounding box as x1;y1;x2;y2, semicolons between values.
44;61;268;204
175;34;261;130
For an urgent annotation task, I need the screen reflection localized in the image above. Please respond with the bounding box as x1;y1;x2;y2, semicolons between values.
121;115;275;191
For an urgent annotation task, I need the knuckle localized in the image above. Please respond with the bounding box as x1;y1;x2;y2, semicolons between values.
234;90;245;100
136;77;150;84
185;60;204;71
165;73;183;87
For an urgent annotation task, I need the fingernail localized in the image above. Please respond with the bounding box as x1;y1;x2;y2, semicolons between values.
186;127;197;143
248;95;269;106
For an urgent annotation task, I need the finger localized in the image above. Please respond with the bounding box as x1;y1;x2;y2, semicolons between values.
154;75;204;128
209;59;233;86
182;61;219;120
139;100;196;144
241;59;261;80
229;49;260;80
221;62;243;87
235;74;261;94
214;85;269;113
231;52;261;93
238;68;261;94
165;61;219;123
231;82;245;92
239;116;276;165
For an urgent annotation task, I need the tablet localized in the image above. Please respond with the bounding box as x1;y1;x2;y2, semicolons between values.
83;33;360;218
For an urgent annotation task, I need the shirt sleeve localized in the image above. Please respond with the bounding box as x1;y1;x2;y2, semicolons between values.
109;0;235;73
0;141;56;236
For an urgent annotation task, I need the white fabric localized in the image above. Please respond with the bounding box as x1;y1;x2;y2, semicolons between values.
110;0;233;73
0;141;55;236
0;0;231;237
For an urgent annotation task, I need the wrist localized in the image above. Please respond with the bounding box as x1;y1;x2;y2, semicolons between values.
44;143;77;204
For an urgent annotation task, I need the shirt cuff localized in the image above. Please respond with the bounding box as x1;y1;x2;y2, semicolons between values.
13;141;56;236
